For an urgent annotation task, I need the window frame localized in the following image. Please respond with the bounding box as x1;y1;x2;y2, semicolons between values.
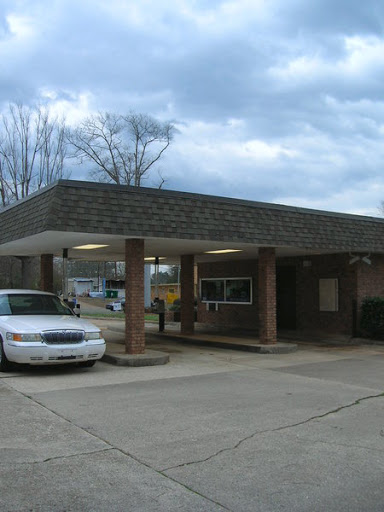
200;277;253;305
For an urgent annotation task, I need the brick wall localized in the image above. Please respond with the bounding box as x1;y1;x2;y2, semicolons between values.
293;254;356;335
198;253;384;337
125;239;145;354
180;255;195;334
40;254;53;293
296;253;384;336
355;254;384;329
258;248;277;344
198;260;259;330
356;255;384;303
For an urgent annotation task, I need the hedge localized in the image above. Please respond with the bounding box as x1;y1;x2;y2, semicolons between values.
360;297;384;338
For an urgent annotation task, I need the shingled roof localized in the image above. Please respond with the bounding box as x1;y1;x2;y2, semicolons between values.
1;179;384;253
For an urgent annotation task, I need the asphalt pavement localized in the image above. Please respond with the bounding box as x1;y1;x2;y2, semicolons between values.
1;325;384;512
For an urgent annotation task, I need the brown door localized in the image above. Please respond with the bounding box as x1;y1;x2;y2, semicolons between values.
276;266;296;329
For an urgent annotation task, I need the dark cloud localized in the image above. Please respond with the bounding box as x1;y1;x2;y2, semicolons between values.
276;0;384;36
1;0;384;215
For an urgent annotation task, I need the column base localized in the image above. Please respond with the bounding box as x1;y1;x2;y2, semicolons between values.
103;349;169;366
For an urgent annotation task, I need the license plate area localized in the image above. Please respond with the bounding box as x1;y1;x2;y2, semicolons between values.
57;349;77;360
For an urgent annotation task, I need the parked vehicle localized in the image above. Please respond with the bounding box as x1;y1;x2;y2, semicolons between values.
105;298;125;311
0;289;106;372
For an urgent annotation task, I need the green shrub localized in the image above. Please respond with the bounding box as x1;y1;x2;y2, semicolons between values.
360;297;384;338
169;298;181;312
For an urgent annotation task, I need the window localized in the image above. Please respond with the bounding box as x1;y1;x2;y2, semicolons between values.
319;278;338;312
200;278;252;304
226;279;251;302
201;279;225;302
0;293;73;316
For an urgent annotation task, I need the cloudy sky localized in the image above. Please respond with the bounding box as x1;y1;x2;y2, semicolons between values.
1;0;384;216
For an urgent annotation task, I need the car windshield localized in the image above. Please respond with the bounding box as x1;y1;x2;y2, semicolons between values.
0;294;74;316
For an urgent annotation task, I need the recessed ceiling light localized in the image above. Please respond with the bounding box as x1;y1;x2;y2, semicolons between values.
73;244;109;250
204;249;243;254
144;257;166;261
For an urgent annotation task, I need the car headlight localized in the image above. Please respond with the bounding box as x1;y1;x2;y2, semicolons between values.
84;332;102;341
6;332;42;342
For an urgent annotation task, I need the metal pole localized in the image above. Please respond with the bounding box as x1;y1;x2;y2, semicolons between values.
155;257;159;300
154;257;165;332
62;249;68;302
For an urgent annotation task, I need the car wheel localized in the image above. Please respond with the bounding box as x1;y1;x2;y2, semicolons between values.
78;360;96;368
0;337;13;372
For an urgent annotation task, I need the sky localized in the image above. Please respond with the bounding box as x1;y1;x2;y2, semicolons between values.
1;0;384;216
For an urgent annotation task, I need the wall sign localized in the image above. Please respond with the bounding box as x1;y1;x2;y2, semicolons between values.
319;278;338;312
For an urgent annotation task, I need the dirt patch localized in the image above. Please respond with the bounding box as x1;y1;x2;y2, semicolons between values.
77;296;110;308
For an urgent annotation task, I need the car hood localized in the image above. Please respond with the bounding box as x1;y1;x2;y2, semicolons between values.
0;315;101;333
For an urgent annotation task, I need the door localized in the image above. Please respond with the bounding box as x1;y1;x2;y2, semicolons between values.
276;266;296;329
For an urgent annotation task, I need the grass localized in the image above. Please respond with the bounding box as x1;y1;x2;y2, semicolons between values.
76;297;160;322
145;314;159;321
83;311;159;322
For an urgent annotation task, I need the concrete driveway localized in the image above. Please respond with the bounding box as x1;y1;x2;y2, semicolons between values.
1;329;384;511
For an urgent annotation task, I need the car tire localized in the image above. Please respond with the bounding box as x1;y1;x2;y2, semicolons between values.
78;360;96;368
0;337;13;372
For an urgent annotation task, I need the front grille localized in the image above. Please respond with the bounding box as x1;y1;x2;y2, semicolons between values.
42;330;84;344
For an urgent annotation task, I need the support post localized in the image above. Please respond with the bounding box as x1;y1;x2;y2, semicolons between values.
62;249;68;301
258;247;277;344
125;239;145;354
180;254;195;335
19;256;37;289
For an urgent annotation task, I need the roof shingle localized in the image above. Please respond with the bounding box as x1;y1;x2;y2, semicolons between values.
1;179;384;252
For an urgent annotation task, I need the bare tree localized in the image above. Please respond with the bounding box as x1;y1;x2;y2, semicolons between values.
0;103;68;207
67;111;174;187
37;113;67;189
0;103;69;289
124;113;173;187
66;112;129;185
0;156;11;206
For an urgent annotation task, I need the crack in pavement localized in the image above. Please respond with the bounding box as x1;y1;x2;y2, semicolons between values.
3;382;231;512
0;447;115;466
161;391;384;471
5;378;383;512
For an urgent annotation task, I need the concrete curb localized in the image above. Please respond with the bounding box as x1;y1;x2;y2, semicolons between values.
102;349;170;367
106;323;298;354
145;332;298;354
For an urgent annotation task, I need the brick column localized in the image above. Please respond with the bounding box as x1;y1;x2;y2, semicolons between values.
40;254;54;293
20;256;37;289
125;239;145;354
180;254;195;335
258;247;277;344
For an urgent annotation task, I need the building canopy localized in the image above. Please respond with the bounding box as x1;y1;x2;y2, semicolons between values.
1;180;384;263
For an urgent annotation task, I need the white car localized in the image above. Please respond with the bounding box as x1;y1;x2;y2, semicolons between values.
105;298;125;311
0;289;106;372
